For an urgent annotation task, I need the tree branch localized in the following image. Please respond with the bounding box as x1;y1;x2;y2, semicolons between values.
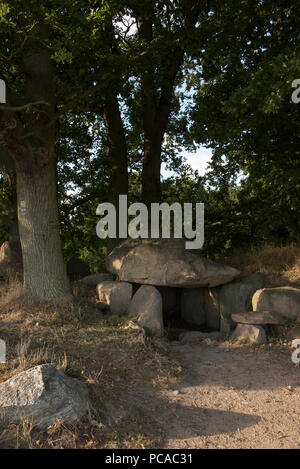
53;30;182;121
62;189;106;216
0;100;49;112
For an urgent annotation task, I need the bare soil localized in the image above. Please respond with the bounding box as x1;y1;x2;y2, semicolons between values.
115;340;300;449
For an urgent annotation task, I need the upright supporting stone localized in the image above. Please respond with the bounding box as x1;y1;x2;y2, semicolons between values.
252;287;300;322
218;273;265;333
203;287;221;330
128;285;164;337
231;324;267;345
97;281;132;315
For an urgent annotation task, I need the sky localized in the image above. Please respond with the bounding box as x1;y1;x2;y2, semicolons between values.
115;18;214;181
161;146;213;179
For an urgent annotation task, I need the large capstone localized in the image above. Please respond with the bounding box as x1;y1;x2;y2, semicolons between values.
106;239;240;288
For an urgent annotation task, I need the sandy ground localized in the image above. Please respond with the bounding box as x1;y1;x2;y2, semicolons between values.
124;341;300;449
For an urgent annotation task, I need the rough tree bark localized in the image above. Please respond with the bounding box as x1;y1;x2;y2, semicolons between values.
137;12;183;206
0;26;70;301
15;156;70;300
102;94;128;252
136;1;201;206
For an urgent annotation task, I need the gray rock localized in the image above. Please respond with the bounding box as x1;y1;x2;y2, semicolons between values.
67;257;90;281
252;287;300;322
106;238;240;288
218;273;265;333
0;240;23;277
179;331;221;344
97;281;132;315
0;364;90;429
181;288;206;326
80;273;113;286
203;287;221;330
232;311;288;325
128;285;163;337
231;324;267;345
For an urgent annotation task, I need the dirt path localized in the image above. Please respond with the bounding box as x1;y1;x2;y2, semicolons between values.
126;341;300;449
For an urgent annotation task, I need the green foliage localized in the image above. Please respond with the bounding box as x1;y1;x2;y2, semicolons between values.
1;0;300;268
188;0;300;255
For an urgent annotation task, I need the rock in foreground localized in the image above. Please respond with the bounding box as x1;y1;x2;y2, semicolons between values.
0;364;91;429
106;239;240;288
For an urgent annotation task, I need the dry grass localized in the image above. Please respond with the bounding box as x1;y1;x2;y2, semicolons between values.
222;243;300;287
0;279;181;449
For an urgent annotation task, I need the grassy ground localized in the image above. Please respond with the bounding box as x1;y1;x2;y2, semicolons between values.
0;281;182;449
221;243;300;287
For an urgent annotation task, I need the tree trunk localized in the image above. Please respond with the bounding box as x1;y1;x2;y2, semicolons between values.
15;157;70;300
0;24;70;301
136;1;201;206
141;128;164;206
103;95;128;251
103;95;128;205
137;13;184;206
